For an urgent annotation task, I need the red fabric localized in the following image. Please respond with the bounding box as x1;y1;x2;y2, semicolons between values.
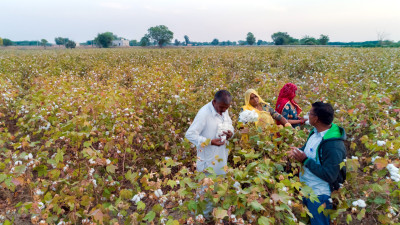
275;83;302;115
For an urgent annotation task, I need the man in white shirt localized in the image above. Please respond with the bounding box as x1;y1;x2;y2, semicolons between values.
185;90;234;175
185;90;234;218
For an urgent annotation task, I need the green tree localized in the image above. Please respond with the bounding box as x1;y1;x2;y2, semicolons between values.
3;38;13;46
140;34;150;47
55;37;69;46
147;25;174;48
271;32;298;45
174;39;180;46
300;36;318;45
184;35;190;46
94;32;115;48
318;34;329;45
211;38;219;45
65;40;76;49
129;40;138;46
0;37;3;46
41;39;48;48
246;32;256;45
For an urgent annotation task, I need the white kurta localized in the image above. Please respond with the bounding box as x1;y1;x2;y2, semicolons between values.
185;101;234;175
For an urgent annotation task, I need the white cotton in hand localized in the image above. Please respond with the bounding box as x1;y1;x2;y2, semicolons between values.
216;122;233;139
239;110;258;123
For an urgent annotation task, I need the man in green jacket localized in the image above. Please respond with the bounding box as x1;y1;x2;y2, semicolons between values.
288;101;346;225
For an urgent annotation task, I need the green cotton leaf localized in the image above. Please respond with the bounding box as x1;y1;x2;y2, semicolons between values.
317;203;326;214
55;149;64;163
119;189;133;200
213;207;228;219
167;179;177;188
217;182;228;196
4;220;12;225
137;201;145;210
143;211;156;222
166;220;180;225
83;141;92;148
357;208;366;220
250;201;265;211
0;174;7;182
35;165;48;177
125;170;138;184
188;200;197;212
233;155;241;164
258;216;272;225
346;214;353;224
373;197;386;205
106;164;117;173
152;204;163;213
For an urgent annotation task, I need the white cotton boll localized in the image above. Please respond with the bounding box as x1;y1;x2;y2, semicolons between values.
288;200;292;206
155;189;163;198
38;202;45;210
281;187;288;192
351;156;358;160
390;207;397;216
89;168;95;176
357;200;366;208
216;122;233;139
89;158;96;164
106;159;111;165
371;156;381;163
196;214;205;222
233;181;240;189
14;161;22;166
377;140;386;146
92;179;97;187
220;135;226;142
36;189;44;195
239;110;259;123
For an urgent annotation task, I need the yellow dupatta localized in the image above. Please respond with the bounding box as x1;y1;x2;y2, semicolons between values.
242;89;275;127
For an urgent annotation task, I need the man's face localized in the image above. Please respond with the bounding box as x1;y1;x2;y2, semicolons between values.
249;93;259;107
213;100;231;115
308;107;318;127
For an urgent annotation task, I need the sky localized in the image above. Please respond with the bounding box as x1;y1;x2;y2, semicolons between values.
1;0;400;43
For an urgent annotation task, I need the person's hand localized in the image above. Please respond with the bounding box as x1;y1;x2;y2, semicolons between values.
299;118;307;125
284;123;292;128
211;138;226;146
223;130;233;139
288;147;307;163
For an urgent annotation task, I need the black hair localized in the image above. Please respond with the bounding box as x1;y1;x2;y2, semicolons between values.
214;90;232;104
311;101;334;125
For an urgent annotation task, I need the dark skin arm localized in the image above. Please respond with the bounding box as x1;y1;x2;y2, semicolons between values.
287;147;307;162
287;118;307;125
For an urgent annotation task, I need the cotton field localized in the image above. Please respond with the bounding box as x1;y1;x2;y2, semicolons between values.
0;47;399;224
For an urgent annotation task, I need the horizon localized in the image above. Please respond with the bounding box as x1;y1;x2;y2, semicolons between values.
1;0;400;44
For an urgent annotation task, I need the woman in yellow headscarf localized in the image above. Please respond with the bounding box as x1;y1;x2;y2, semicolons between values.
242;89;291;128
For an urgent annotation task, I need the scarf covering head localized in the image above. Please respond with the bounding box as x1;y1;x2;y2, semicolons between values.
242;89;274;126
275;83;302;115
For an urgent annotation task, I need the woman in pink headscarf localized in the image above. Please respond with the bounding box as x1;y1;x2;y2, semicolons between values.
275;83;306;128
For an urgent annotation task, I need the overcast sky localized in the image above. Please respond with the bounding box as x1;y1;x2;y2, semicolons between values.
1;0;399;43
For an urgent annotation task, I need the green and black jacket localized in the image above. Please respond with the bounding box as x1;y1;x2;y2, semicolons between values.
299;123;347;191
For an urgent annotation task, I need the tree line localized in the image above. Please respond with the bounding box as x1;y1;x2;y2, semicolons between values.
1;26;400;48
